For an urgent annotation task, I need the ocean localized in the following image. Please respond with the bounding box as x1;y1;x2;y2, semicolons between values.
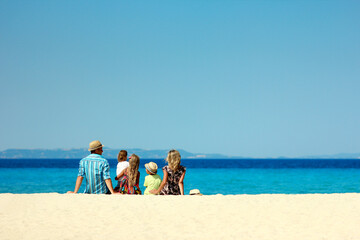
1;158;360;195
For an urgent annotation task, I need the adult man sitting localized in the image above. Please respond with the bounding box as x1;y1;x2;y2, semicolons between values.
68;140;116;194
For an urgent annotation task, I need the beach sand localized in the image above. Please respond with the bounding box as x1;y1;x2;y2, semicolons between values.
1;193;360;240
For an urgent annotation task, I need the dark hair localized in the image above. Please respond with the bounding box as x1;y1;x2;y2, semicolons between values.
120;150;127;156
91;147;102;154
117;150;128;162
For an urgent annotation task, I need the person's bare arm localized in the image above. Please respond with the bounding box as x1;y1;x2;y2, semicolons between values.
178;170;186;195
105;179;116;194
150;169;168;195
67;176;83;194
115;168;127;180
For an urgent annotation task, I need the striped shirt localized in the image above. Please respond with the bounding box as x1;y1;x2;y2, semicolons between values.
78;154;111;194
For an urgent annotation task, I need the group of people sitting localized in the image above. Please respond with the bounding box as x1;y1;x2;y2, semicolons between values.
67;140;186;195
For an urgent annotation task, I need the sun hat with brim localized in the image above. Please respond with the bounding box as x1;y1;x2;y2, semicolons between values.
189;189;203;195
145;162;158;174
88;140;104;151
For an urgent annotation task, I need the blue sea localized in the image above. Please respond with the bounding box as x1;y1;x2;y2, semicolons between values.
1;158;360;195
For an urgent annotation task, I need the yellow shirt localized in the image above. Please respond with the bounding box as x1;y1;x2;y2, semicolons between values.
144;174;162;195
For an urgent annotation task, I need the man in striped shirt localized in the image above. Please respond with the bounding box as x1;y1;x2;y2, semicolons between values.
68;140;116;194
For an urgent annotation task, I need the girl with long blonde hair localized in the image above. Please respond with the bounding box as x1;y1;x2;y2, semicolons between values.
118;154;141;195
150;149;186;195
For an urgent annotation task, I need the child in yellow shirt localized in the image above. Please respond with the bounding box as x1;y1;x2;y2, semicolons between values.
144;162;161;195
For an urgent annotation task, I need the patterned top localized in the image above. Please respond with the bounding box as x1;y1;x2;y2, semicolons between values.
78;154;111;194
160;165;186;195
119;170;142;195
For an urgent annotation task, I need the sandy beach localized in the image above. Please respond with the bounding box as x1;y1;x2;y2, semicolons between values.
1;193;360;240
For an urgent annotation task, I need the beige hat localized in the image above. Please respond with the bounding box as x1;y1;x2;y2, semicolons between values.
88;140;104;151
189;189;203;195
145;162;158;174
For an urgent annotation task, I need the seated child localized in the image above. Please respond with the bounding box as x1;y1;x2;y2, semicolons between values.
114;150;129;191
118;154;141;195
144;162;162;195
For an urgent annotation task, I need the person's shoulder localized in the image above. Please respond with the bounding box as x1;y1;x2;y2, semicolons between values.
80;154;94;163
180;165;186;171
92;155;109;165
87;154;107;160
81;154;92;160
118;161;128;166
149;173;160;178
101;156;109;163
98;155;109;161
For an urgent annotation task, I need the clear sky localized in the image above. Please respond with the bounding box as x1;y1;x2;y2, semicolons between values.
1;0;359;158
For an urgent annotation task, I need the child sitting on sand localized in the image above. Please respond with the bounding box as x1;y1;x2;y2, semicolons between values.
143;162;162;195
117;154;142;195
114;150;129;191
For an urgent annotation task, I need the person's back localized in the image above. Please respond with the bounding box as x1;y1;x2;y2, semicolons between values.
144;174;161;195
160;165;186;195
116;161;129;176
68;140;116;195
78;153;111;194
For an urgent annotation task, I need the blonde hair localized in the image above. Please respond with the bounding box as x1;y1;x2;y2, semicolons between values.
166;149;181;172
127;154;140;187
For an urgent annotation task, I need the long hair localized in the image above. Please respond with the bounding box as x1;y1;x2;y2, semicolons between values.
166;149;181;172
127;154;140;187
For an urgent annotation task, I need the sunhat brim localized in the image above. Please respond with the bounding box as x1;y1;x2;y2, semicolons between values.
88;145;104;151
145;164;157;174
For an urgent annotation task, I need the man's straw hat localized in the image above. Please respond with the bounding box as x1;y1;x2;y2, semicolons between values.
145;162;158;174
88;140;104;151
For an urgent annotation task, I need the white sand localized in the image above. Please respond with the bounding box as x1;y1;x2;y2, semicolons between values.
1;193;360;240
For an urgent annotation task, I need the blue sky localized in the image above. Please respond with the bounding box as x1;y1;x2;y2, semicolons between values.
1;0;359;157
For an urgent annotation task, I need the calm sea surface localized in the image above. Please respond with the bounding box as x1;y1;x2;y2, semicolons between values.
1;158;360;195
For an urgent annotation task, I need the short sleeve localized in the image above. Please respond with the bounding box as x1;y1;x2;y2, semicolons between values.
116;163;121;176
77;160;85;177
103;161;111;180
